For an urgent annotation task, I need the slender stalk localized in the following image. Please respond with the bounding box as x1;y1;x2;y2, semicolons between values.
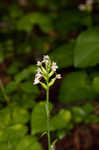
34;56;61;150
0;80;10;104
46;86;51;150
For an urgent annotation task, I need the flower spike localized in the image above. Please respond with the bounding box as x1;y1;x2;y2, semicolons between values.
34;55;61;87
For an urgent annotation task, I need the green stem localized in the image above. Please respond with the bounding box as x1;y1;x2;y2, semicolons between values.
46;86;51;150
0;80;10;104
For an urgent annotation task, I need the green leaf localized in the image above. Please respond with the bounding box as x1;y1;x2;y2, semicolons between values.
50;42;74;68
20;81;39;94
5;81;18;93
51;109;71;130
74;28;99;67
8;5;23;19
17;13;53;33
59;71;97;104
0;140;19;150
0;106;29;128
7;61;23;75
55;10;92;35
0;142;9;150
31;102;53;134
71;106;86;123
16;136;43;150
5;124;28;141
0;129;8;142
16;94;36;109
0;139;20;150
0;108;11;128
15;66;36;83
85;114;99;123
0;124;28;141
82;103;94;114
31;102;72;134
12;107;30;124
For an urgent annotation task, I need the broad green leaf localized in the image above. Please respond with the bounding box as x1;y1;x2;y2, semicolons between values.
55;10;92;35
16;94;36;109
82;103;94;114
0;129;8;142
5;81;18;93
0;139;20;150
0;106;29;128
10;93;36;109
74;28;99;67
8;5;23;19
5;124;28;140
0;108;11;128
16;136;43;150
15;66;36;83
51;109;71;130
0;124;28;141
17;13;53;32
57;123;73;139
85;114;99;123
71;106;86;123
31;102;72;134
12;107;30;124
59;72;97;104
0;142;9;150
50;42;74;68
7;61;24;75
31;102;53;134
19;81;39;94
0;140;19;150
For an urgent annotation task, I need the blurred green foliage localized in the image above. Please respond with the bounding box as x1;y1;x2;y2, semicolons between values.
74;28;99;67
0;0;99;149
59;71;97;103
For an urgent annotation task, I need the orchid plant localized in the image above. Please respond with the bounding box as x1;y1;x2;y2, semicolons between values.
33;55;61;150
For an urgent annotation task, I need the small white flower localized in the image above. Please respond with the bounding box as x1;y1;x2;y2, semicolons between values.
56;74;61;79
33;78;40;85
78;4;86;11
35;73;42;79
42;55;49;63
34;72;42;85
86;0;93;5
51;62;58;72
37;68;42;74
37;61;42;66
44;55;49;60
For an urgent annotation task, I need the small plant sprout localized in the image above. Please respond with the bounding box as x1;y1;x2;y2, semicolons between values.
33;55;61;150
